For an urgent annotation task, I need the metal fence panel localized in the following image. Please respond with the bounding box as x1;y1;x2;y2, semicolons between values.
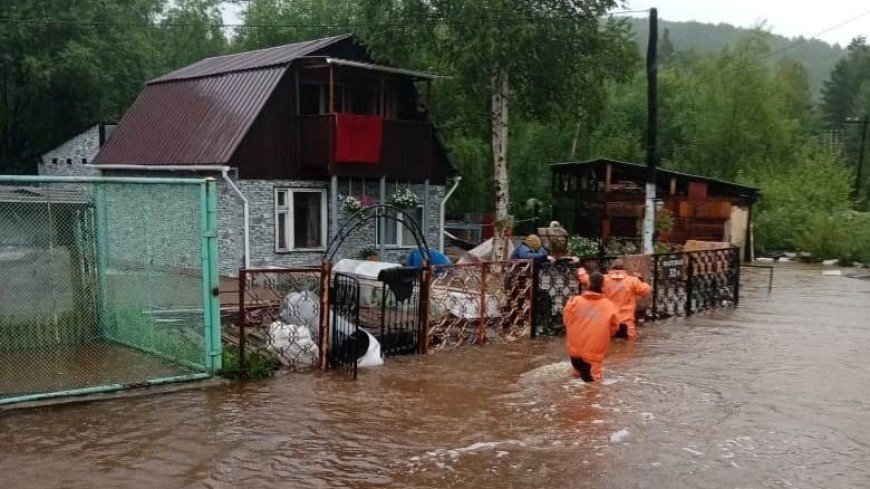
427;260;533;350
0;176;219;405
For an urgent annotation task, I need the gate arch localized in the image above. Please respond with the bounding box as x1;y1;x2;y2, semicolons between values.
323;204;432;263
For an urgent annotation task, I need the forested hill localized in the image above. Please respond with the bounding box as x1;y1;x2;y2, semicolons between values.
628;18;846;97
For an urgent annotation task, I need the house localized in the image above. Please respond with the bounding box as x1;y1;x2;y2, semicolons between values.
551;158;759;259
38;124;117;177
90;35;456;275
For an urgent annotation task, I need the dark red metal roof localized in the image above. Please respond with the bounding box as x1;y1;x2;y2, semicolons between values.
95;36;349;166
150;35;349;84
95;67;285;165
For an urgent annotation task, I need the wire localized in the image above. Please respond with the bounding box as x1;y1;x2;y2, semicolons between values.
763;8;870;61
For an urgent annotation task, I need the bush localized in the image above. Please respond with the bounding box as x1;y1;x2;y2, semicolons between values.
794;211;870;264
741;149;853;253
220;343;280;380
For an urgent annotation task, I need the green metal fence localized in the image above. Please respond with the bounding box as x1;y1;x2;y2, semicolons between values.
0;176;221;405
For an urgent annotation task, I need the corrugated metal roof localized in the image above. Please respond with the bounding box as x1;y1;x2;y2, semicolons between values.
551;158;759;193
95;67;286;165
150;35;349;84
94;35;351;166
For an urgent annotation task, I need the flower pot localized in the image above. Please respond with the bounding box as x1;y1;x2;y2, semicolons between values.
367;254;378;262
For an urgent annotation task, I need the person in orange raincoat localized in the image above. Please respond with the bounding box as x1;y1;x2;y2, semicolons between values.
578;259;651;340
563;272;620;383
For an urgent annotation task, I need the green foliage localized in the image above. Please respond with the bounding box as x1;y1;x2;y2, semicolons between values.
655;208;676;234
220;343;280;380
629;18;847;97
567;236;600;258
793;211;870;264
740;149;857;257
0;0;228;173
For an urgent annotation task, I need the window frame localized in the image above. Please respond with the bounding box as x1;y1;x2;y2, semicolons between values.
376;205;425;249
274;188;328;252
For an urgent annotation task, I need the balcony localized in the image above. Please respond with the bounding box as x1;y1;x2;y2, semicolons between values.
298;114;435;181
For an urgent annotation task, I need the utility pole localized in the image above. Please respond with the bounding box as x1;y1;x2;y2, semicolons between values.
845;116;868;199
642;8;658;254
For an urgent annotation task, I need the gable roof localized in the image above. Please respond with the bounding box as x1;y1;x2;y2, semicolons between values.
94;35;350;166
551;158;759;201
150;35;349;84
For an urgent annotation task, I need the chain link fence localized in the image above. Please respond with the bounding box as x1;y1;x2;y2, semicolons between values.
0;176;220;405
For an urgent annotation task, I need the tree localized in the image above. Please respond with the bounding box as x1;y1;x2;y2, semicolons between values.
821;37;870;127
0;0;227;174
357;0;636;257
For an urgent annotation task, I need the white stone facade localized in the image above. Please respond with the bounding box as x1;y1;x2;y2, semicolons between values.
38;125;115;177
217;178;445;276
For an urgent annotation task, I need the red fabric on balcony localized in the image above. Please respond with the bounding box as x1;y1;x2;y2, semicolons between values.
334;113;383;164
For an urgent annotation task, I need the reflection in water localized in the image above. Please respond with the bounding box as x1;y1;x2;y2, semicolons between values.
1;265;869;488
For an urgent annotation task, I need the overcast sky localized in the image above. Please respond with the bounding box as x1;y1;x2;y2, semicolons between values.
222;1;869;47
624;0;869;46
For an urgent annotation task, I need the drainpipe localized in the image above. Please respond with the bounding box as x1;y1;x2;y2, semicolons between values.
95;164;250;270
439;176;462;252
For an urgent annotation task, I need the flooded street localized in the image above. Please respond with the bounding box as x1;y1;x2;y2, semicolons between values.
1;265;868;488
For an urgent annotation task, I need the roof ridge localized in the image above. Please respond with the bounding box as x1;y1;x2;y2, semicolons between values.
148;34;351;84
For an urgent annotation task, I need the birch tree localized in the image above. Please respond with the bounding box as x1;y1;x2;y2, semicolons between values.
357;0;631;257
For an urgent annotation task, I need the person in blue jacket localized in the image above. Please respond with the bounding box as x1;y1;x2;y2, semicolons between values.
404;247;451;268
509;234;553;266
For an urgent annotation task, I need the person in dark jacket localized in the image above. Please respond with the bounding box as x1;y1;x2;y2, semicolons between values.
509;234;553;265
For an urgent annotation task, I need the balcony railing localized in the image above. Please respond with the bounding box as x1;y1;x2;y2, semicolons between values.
298;114;434;180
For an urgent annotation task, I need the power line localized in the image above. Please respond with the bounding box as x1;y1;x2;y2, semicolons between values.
763;8;870;61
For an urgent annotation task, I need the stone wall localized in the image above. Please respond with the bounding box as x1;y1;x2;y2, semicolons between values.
37;125;103;178
78;170;446;277
219;179;445;276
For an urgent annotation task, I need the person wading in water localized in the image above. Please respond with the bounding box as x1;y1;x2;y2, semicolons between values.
563;271;619;383
578;259;651;340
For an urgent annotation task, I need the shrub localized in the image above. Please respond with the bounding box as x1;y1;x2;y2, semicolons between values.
567;236;600;257
220;343;280;380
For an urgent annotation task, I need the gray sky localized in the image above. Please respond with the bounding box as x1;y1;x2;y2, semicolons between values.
222;1;869;47
624;0;869;46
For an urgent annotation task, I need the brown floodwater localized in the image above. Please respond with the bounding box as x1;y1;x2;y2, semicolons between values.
1;265;869;489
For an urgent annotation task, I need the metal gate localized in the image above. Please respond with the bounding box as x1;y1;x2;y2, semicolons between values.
376;267;423;357
329;272;361;379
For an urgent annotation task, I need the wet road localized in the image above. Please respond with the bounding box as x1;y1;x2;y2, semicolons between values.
1;265;868;488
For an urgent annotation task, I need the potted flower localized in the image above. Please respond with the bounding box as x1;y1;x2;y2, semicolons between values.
341;195;363;213
389;187;421;210
358;246;378;261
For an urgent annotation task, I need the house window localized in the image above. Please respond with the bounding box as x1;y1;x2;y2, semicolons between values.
66;158;72;165
275;189;327;251
52;158;58;165
377;205;424;248
81;158;88;164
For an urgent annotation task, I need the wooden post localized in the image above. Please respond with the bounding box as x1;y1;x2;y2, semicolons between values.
669;177;676;195
418;260;432;355
478;263;488;345
605;163;612;193
329;64;335;114
318;260;331;369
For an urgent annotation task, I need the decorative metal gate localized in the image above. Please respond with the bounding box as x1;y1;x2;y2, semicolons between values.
376;267;423;357
328;273;361;379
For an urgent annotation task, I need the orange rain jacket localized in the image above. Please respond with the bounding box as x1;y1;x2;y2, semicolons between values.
563;291;620;381
578;269;651;335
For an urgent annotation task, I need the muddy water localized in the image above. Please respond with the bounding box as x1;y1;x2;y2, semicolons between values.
1;265;869;489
